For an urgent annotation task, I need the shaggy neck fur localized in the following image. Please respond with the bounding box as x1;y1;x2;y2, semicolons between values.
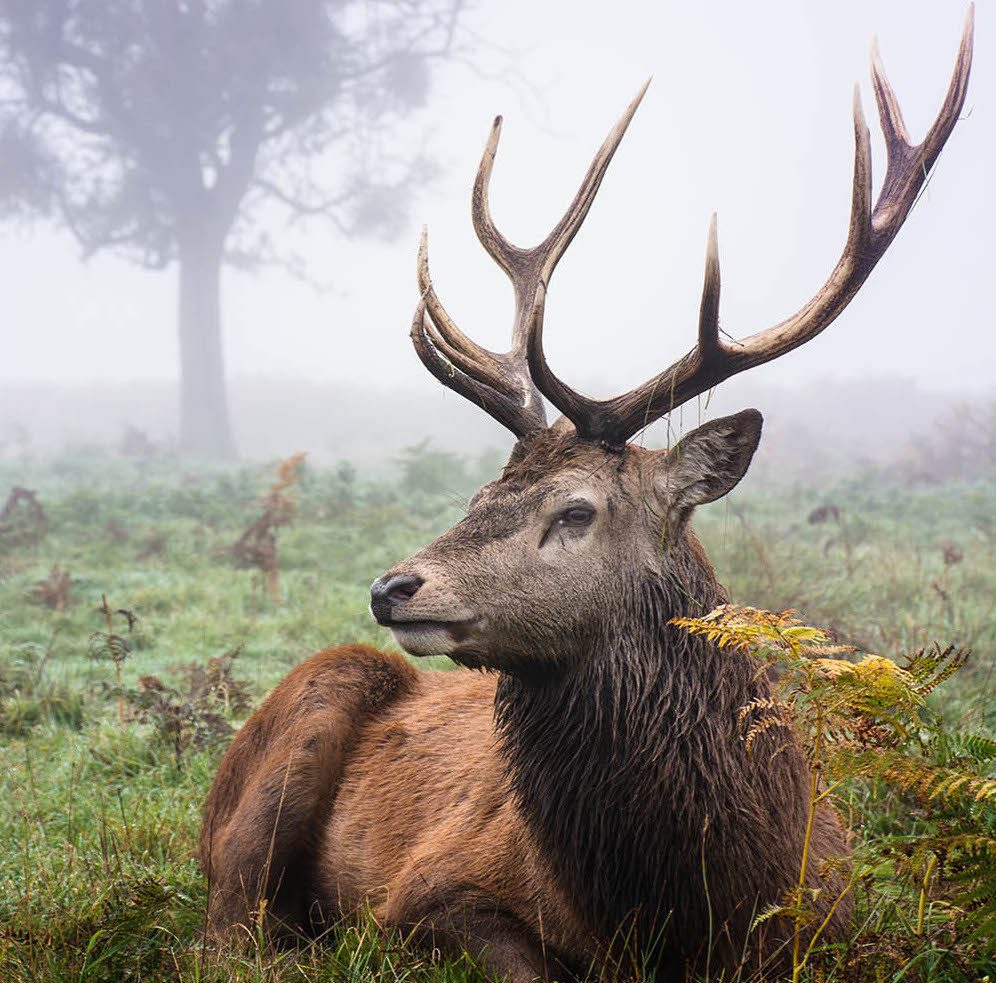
494;544;810;972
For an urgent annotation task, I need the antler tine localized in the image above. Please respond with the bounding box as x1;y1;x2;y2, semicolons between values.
410;290;547;437
471;117;522;281
530;79;652;292
473;81;650;291
523;282;592;428
475;80;650;350
871;4;973;227
534;216;733;444
411;82;650;438
697;213;722;358
515;82;657;434
413;226;548;437
416;228;507;387
567;7;973;446
869;38;911;150
731;6;973;363
527;211;721;435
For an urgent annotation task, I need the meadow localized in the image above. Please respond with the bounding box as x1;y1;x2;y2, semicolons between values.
0;443;993;982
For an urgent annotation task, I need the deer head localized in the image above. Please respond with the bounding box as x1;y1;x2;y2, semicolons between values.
371;411;761;671
371;10;973;675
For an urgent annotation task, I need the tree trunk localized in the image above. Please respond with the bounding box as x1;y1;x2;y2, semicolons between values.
177;229;237;458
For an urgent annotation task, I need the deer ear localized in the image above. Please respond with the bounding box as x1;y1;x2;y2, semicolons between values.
657;409;763;514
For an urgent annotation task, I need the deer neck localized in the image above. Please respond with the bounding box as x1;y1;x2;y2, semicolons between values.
493;569;809;955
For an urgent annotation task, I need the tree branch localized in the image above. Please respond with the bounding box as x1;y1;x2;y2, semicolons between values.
250;174;352;231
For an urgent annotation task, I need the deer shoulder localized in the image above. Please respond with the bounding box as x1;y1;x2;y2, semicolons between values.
200;644;417;935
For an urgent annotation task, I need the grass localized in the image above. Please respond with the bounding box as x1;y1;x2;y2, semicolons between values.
0;448;993;981
699;477;996;725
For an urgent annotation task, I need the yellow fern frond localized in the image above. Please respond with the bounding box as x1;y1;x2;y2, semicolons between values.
808;658;857;679
833;749;996;804
745;713;791;754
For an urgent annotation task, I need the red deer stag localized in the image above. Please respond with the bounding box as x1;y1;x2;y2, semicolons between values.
202;13;973;981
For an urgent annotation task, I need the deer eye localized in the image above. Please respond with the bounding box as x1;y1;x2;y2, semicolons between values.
539;502;596;547
559;506;595;527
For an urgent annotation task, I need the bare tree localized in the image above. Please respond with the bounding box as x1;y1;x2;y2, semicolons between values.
0;0;465;457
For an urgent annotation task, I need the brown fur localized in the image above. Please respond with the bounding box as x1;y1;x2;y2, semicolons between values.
202;416;852;981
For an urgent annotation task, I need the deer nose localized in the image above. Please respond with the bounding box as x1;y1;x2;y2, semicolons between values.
370;573;424;625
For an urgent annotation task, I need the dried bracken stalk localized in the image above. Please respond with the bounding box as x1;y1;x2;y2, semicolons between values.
0;486;47;548
941;542;964;566
175;648;253;717
137;527;167;559
231;452;306;602
807;504;841;525
105;518;130;544
118;425;157;458
88;595;137;723
131;675;233;772
28;566;72;611
128;648;253;770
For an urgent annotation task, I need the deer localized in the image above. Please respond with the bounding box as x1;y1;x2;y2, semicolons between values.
201;12;973;982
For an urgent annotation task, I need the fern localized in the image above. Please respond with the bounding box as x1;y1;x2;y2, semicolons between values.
939;730;996;766
829;747;996;803
672;605;996;972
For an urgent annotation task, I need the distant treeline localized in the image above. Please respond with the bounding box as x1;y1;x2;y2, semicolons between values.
2;378;993;487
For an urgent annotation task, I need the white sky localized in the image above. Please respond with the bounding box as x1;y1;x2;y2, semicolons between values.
0;0;991;407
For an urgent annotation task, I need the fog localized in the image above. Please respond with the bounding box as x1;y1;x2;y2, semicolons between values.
1;0;992;465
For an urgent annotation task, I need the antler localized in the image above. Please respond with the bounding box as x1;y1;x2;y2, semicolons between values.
525;7;974;446
411;81;651;437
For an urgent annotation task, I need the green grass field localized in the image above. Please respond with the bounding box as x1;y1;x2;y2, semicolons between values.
0;449;993;982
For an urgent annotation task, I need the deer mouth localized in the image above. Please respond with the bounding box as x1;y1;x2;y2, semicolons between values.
388;618;478;657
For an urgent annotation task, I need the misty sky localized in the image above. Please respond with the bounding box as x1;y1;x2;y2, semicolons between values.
1;0;992;416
